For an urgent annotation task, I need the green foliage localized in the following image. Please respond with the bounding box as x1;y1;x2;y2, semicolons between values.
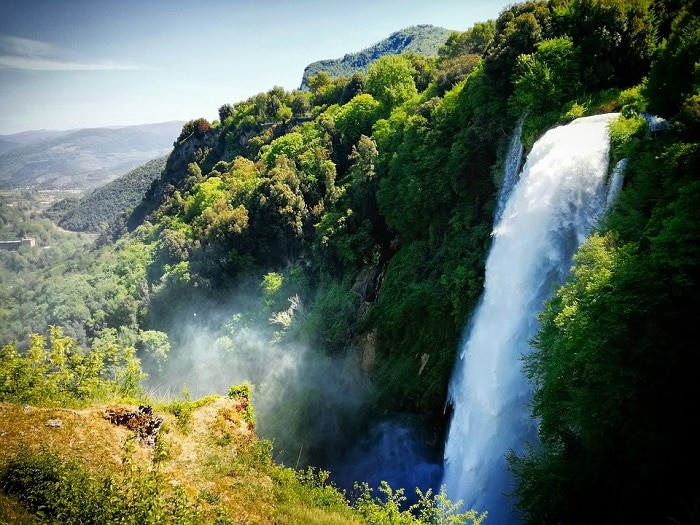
227;382;251;400
176;118;212;144
617;84;646;117
608;112;648;158
163;387;219;434
315;209;375;274
2;7;694;523
411;486;487;525
185;176;228;220
0;326;144;406
56;156;167;233
261;132;305;169
333;94;382;146
246;155;308;261
370;242;460;414
645;5;700;118
511;132;700;522
553;0;658;91
261;271;284;308
352;481;486;525
254;449;364;523
366;55;418;112
0;424;362;524
300;279;359;352
228;382;256;427
432;54;481;97
1;447;201;524
438;21;496;59
0;193;113;345
484;2;553;92
159;228;189;263
293;467;348;509
561;100;586;121
509;36;580;114
302;25;452;86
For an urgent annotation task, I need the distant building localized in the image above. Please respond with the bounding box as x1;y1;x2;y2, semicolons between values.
0;238;36;251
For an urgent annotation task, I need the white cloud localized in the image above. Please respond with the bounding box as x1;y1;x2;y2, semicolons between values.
0;34;147;71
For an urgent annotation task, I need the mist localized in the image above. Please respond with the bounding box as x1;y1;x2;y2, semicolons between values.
139;285;440;496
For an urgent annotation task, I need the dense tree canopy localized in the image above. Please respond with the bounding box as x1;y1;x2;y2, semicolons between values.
2;1;699;522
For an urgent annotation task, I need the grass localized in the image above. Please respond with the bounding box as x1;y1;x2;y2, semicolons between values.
0;492;40;525
0;396;362;524
0;330;481;524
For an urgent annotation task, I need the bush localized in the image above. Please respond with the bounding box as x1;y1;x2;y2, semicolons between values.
608;113;648;158
228;382;256;428
0;447;200;524
0;327;145;407
352;481;487;525
163;387;218;433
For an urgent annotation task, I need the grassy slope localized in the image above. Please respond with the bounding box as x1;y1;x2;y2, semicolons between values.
0;399;361;524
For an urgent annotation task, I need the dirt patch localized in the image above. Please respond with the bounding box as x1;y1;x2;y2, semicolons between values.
0;402;152;469
103;404;163;447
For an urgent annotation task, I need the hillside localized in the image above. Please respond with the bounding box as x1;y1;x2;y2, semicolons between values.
0;130;71;155
0;381;480;525
1;1;698;523
0;122;184;191
0;397;363;524
52;155;168;233
300;25;453;87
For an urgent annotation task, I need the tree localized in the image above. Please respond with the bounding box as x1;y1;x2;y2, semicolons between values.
645;5;700;118
160;228;189;263
510;36;580;113
438;20;496;59
511;135;700;523
484;2;552;92
138;329;170;369
366;55;418;112
333;94;382;147
218;103;235;123
248;155;308;261
553;0;658;91
308;71;343;106
434;54;482;97
403;52;435;93
340;73;366;104
261;132;305;169
291;90;312;116
185;176;228;220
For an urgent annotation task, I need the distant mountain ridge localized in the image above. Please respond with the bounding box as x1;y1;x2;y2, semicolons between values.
300;24;453;87
0;121;184;191
0;129;71;155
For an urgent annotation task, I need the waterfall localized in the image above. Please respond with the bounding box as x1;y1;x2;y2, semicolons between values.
441;113;620;524
606;158;627;210
494;118;524;224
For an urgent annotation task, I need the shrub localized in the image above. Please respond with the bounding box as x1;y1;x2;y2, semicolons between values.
352;481;486;525
0;327;145;407
163;387;219;434
228;382;256;428
608;113;648;158
0;447;200;524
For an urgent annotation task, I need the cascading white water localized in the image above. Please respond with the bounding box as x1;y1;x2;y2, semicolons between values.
442;113;620;524
494;118;524;224
606;158;627;209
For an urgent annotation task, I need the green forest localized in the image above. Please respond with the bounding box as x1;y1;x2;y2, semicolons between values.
300;25;454;87
1;0;699;523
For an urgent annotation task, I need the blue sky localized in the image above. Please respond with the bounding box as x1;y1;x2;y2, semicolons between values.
0;1;512;135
